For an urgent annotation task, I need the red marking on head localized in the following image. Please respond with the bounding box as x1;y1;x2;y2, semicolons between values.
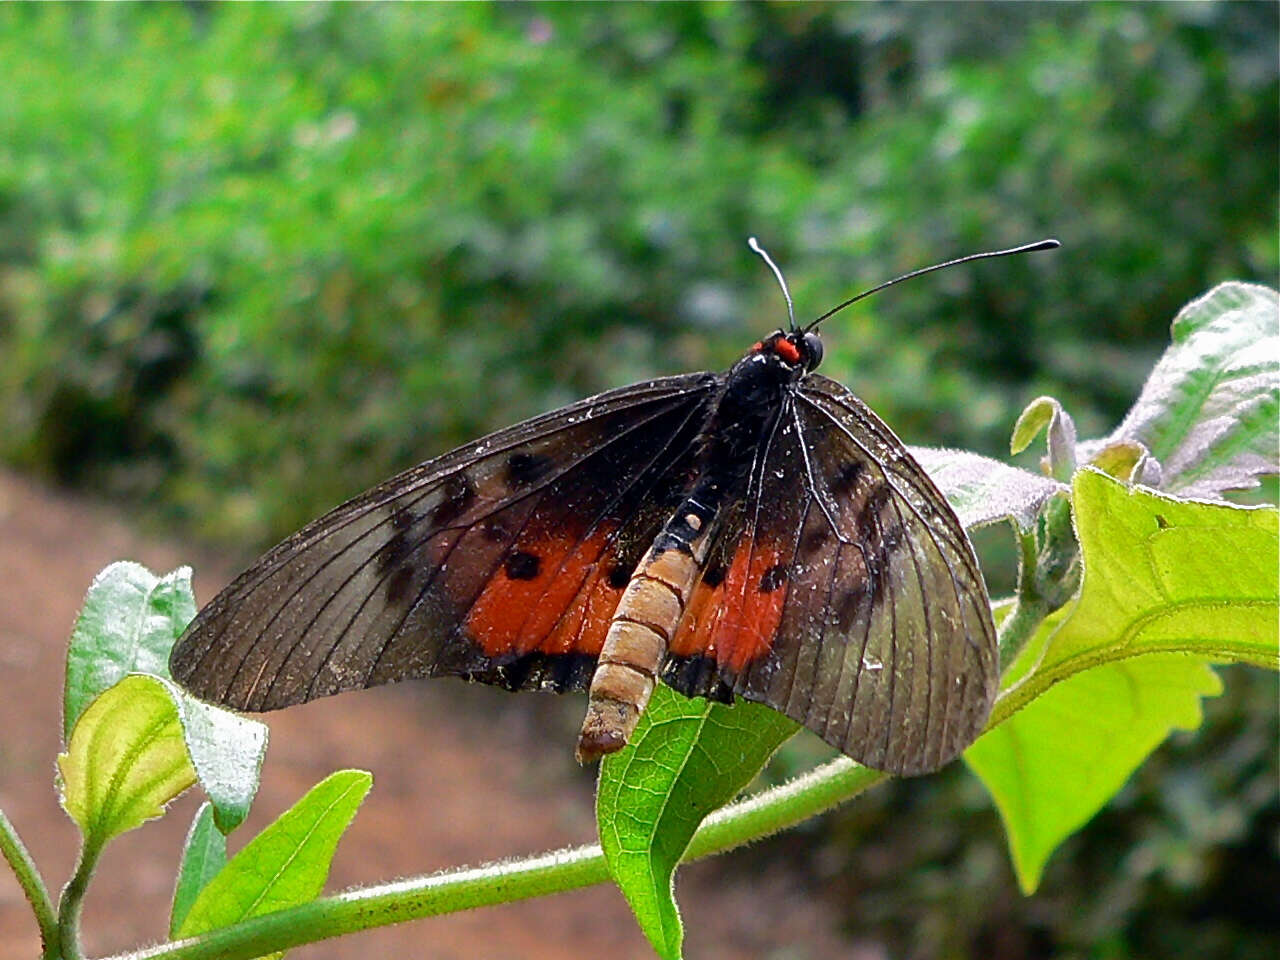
465;527;621;658
751;341;764;353
774;338;801;365
670;539;787;672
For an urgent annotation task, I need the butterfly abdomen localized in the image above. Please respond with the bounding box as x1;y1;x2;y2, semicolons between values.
576;496;718;762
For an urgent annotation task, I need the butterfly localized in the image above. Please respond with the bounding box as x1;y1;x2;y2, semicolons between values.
169;238;1057;776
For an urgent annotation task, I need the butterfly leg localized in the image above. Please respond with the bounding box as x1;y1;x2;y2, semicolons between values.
576;497;718;762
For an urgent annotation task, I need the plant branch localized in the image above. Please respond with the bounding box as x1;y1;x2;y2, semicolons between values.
98;758;886;960
998;526;1051;666
0;806;59;959
58;837;104;960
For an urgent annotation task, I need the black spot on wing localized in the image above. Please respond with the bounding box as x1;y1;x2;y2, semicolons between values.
375;508;418;577
661;654;735;704
759;563;788;592
856;482;894;541
504;550;541;580
430;475;477;527
385;564;416;605
506;452;554;488
702;561;727;588
606;559;634;589
799;524;831;556
831;460;868;498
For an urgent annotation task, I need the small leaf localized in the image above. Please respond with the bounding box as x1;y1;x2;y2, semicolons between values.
911;446;1065;532
171;803;227;936
175;770;371;943
597;685;797;960
1088;440;1161;485
1010;396;1054;455
64;563;196;738
967;655;1221;892
968;470;1277;892
1009;395;1077;480
176;694;268;834
1081;282;1280;498
58;675;197;846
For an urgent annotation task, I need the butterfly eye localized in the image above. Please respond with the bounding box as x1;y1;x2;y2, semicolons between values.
802;332;823;371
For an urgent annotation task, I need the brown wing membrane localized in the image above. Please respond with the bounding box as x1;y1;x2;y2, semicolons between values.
170;373;719;710
692;374;997;775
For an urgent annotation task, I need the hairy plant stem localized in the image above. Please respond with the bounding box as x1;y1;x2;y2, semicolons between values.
997;527;1052;667
99;760;884;960
58;837;104;960
0;806;59;959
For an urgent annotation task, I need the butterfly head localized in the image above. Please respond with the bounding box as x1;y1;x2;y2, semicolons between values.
750;330;823;374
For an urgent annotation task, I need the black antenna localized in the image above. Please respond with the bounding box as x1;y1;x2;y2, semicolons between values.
802;238;1060;334
748;237;797;333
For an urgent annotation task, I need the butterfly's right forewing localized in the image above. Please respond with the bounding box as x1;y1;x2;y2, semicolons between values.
170;373;719;711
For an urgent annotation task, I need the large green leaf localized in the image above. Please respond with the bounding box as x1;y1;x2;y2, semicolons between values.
1080;282;1279;498
1036;470;1277;681
64;562;196;738
175;770;371;947
967;469;1278;892
597;685;797;960
967;655;1221;892
58;674;197;847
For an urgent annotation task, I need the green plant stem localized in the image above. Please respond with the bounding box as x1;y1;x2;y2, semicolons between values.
998;527;1051;667
58;837;104;960
997;594;1051;667
99;758;885;960
0;806;59;958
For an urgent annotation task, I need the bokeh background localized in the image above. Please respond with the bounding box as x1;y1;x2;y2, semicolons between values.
0;4;1276;959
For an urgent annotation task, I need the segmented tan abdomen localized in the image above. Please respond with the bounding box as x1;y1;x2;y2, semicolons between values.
576;513;713;762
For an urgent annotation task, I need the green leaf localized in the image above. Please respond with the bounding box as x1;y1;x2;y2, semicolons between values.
1081;282;1280;498
64;562;196;738
175;770;371;946
1040;470;1279;678
58;674;197;847
911;446;1065;532
63;562;267;832
967;655;1222;892
175;694;268;834
171;802;227;936
597;685;797;960
967;470;1278;892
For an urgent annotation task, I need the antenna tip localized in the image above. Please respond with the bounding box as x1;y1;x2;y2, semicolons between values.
747;236;762;252
1029;238;1061;252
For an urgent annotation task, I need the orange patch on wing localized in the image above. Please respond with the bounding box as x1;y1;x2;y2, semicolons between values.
670;538;788;673
465;527;622;659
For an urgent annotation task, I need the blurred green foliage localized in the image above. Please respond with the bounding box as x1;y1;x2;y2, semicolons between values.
0;4;1275;958
1;3;1274;548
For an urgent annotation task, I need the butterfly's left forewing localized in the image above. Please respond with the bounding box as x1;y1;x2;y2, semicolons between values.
170;373;719;711
670;373;997;776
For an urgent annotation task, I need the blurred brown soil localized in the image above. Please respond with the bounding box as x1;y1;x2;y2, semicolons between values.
0;470;867;960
